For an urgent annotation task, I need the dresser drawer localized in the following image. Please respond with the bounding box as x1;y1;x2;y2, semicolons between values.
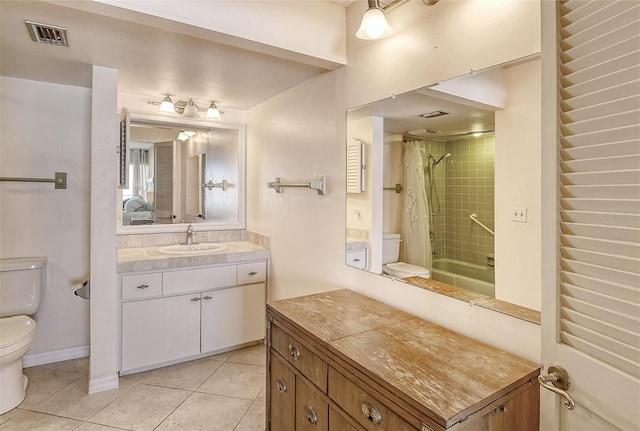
163;265;236;295
270;354;296;431
237;261;266;285
122;272;162;300
330;406;362;431
271;323;327;392
328;367;417;431
296;374;329;431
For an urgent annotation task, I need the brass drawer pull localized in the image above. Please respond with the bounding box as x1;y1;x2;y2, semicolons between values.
276;378;287;394
305;406;318;425
362;402;382;425
288;344;301;360
136;284;149;289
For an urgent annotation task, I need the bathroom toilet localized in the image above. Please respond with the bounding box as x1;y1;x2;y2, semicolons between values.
382;233;431;279
0;257;46;414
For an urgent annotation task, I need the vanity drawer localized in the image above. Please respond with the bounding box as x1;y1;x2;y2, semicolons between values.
122;272;162;300
163;265;236;295
346;249;367;270
328;367;417;431
237;261;266;285
271;323;327;393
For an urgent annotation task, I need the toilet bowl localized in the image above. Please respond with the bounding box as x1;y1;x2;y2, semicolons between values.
0;257;46;415
381;233;431;279
0;316;37;413
383;261;431;279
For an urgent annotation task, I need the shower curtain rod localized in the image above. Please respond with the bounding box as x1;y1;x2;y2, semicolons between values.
403;129;495;141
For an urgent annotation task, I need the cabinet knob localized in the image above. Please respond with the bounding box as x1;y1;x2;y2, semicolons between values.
362;402;382;425
248;271;258;276
288;344;301;360
304;406;318;425
137;284;149;289
353;258;361;262
190;297;201;302
276;378;287;394
203;296;213;300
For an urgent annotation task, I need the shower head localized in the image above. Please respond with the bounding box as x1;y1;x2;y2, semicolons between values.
432;153;451;166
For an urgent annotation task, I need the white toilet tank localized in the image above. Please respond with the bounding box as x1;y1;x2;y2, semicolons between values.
382;233;401;264
0;257;47;317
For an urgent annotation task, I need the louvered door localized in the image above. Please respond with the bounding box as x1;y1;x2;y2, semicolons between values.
154;141;176;224
541;1;639;430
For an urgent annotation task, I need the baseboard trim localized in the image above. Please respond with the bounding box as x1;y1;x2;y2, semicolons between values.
88;374;119;394
23;345;90;368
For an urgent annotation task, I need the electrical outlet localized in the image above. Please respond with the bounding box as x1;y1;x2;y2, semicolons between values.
512;207;527;222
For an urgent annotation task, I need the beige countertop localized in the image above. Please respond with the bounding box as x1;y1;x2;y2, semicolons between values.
117;241;270;273
346;237;368;251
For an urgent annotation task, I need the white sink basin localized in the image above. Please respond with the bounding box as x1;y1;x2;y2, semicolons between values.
157;243;228;255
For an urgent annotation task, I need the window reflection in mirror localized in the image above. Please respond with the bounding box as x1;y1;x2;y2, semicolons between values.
120;115;245;230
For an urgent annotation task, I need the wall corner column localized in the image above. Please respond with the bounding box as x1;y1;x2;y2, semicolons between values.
89;65;119;393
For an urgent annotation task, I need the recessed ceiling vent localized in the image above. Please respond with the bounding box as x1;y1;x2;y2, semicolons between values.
420;110;449;119
25;21;69;47
406;128;441;136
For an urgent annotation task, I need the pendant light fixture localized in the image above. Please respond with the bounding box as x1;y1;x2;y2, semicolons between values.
356;0;393;40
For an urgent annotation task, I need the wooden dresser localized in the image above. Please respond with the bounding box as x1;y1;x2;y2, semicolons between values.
266;289;539;431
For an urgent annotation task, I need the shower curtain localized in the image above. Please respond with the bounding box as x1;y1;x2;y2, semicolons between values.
401;141;432;269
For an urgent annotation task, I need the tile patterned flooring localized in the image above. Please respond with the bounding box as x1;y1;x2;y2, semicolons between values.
0;344;266;431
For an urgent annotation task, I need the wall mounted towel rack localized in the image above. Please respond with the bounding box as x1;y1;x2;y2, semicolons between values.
383;184;402;193
0;172;67;189
470;213;495;236
203;179;228;191
268;175;326;195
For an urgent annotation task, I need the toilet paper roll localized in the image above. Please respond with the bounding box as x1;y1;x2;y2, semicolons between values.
73;280;90;300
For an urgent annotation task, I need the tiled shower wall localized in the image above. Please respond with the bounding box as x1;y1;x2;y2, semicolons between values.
421;135;495;267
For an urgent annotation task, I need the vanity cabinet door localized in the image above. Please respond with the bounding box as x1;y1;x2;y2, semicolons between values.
270;353;296;431
121;294;201;371
296;376;328;431
200;283;266;353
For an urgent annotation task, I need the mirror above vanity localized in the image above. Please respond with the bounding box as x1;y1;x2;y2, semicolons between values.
118;112;246;233
346;56;541;323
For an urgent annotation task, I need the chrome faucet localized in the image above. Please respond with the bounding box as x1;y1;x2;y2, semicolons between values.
185;224;195;245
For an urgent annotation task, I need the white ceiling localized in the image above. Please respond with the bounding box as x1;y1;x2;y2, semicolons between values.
0;1;332;110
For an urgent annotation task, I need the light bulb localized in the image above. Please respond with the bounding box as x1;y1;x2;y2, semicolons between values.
177;131;190;141
356;7;393;40
159;95;176;113
182;99;199;118
206;102;221;119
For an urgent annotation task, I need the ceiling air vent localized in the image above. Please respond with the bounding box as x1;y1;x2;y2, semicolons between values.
25;21;69;47
407;128;441;136
419;110;449;119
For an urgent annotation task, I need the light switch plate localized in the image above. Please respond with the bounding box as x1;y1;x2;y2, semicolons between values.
512;207;527;222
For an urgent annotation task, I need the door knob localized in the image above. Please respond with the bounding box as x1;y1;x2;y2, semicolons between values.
538;365;575;410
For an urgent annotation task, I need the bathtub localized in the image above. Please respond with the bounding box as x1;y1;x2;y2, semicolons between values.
431;258;495;297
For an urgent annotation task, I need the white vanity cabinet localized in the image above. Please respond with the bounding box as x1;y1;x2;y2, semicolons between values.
120;260;267;374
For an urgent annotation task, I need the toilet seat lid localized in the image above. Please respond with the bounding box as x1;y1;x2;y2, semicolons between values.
386;262;431;275
0;315;36;348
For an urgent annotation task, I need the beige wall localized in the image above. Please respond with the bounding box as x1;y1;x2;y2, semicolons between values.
495;59;542;311
247;0;542;362
0;77;91;361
